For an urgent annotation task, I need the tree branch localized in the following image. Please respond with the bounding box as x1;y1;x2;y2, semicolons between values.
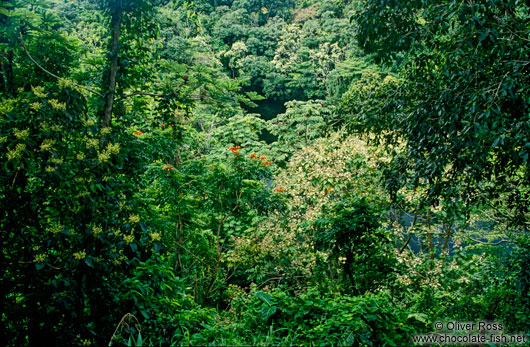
117;89;217;103
468;237;508;246
19;32;102;97
399;208;418;254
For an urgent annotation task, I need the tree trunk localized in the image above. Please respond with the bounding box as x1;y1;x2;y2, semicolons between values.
101;0;123;129
441;220;453;256
1;54;15;96
0;0;14;96
427;209;434;260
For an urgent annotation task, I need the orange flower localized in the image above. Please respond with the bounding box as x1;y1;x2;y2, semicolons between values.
228;146;240;154
250;153;258;159
263;161;271;166
260;156;267;160
133;131;144;136
162;165;174;171
275;188;284;192
161;123;165;127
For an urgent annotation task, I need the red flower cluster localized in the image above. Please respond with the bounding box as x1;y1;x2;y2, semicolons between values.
133;131;144;136
162;165;174;171
229;145;241;154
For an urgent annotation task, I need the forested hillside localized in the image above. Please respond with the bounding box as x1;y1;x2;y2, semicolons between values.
1;0;529;345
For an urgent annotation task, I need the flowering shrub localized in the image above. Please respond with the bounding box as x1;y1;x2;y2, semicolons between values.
139;144;282;305
230;132;388;288
0;84;163;345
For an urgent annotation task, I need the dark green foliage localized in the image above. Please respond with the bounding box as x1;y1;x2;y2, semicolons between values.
506;234;530;330
0;1;213;345
350;0;530;225
0;80;152;345
268;99;333;162
313;198;397;294
140;147;280;305
200;288;427;346
115;256;215;345
353;0;424;64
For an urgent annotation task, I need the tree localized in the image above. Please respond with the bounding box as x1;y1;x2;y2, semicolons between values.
0;1;174;344
313;198;395;294
268;99;333;162
350;0;530;228
95;0;159;128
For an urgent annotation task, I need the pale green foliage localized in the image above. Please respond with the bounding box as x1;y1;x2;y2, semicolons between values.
230;132;387;287
269;21;345;99
223;41;248;76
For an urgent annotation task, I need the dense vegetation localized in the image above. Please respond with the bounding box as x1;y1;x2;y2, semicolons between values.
1;0;529;345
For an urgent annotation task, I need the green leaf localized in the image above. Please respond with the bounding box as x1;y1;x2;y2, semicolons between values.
84;256;94;268
153;241;163;252
256;292;273;306
245;91;265;101
261;306;277;321
407;313;428;324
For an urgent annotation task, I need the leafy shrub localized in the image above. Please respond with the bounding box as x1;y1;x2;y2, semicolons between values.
113;256;215;345
230;133;387;289
199;288;427;346
0;84;160;345
313;197;397;294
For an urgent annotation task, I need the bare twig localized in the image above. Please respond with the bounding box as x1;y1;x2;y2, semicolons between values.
11;169;19;188
118;89;216;103
108;313;140;346
174;240;208;267
121;91;167;99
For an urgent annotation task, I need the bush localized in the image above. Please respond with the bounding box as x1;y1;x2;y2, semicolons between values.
199;288;427;346
112;256;215;345
313;197;397;294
